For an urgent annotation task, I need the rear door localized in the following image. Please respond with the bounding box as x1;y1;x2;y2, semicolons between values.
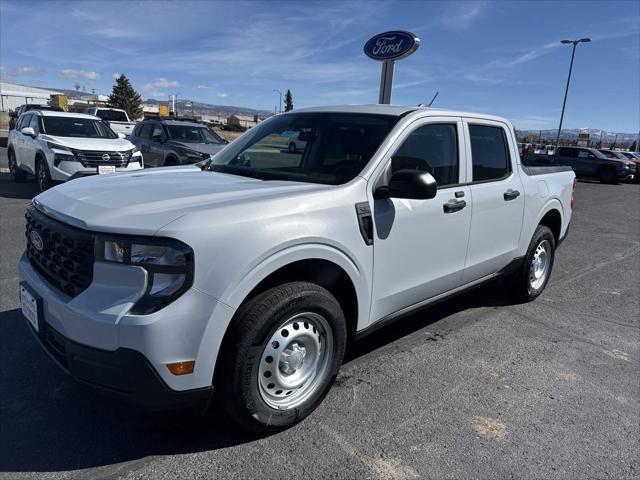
462;120;524;283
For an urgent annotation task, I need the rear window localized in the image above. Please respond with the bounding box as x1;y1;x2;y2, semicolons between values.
94;109;128;122
469;125;511;182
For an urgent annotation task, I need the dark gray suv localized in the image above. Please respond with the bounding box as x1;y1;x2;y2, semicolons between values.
130;118;228;167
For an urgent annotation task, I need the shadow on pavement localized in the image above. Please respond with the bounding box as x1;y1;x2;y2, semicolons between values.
0;173;39;200
0;278;515;473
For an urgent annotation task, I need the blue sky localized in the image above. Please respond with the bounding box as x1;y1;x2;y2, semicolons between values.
1;0;638;131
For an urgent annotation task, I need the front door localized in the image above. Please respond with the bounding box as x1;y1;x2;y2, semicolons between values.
462;120;525;283
369;118;472;322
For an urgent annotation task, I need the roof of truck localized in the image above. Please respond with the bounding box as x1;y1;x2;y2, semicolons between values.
294;104;511;124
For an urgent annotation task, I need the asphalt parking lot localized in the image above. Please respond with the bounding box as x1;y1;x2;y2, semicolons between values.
0;148;638;480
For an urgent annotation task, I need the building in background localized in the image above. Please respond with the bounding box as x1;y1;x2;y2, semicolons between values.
0;81;62;112
227;114;260;129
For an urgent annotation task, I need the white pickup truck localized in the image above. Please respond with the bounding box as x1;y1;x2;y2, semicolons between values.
85;107;137;137
19;105;575;432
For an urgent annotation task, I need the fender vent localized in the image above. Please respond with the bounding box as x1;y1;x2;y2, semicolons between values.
355;202;374;246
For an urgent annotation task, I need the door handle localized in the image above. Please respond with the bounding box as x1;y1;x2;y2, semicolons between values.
504;189;520;201
443;199;467;213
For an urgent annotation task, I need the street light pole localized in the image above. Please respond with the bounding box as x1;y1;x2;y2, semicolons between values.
273;89;282;113
555;38;591;149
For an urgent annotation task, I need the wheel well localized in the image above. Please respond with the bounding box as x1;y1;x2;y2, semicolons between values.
242;259;359;340
539;209;561;244
165;156;177;165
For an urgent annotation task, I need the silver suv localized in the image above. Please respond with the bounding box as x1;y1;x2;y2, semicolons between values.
129;118;228;167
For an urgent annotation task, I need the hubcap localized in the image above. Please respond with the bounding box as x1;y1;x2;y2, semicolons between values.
529;240;551;290
258;312;333;410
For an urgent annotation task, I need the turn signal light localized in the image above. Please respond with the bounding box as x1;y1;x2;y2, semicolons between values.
166;361;195;375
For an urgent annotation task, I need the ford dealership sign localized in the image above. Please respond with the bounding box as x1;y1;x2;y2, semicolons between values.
364;31;420;61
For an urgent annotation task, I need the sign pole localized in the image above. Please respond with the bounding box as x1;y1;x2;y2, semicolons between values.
378;60;395;104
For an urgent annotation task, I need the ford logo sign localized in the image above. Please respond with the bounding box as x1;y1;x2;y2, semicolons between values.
30;231;43;251
364;31;420;61
102;154;111;161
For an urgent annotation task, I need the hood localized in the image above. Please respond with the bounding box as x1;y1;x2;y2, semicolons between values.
42;134;134;151
33;166;332;235
167;140;226;156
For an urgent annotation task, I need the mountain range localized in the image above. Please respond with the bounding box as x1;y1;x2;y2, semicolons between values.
516;128;638;145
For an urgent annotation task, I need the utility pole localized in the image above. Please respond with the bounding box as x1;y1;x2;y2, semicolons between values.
555;38;591;149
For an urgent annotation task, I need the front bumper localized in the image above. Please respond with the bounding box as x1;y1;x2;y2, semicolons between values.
50;156;143;182
29;315;212;410
19;252;235;407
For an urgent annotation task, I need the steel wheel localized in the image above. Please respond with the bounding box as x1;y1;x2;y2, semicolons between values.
529;240;551;290
258;312;333;410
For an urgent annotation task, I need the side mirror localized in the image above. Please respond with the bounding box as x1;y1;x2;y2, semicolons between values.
117;132;126;139
21;127;36;138
375;170;437;200
222;139;229;144
588;153;596;159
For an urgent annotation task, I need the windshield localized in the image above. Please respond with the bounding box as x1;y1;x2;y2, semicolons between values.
95;109;128;122
209;112;398;184
41;116;118;139
166;124;224;144
599;150;622;159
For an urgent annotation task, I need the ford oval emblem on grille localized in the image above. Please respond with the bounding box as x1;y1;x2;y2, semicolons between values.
30;231;44;251
102;153;110;161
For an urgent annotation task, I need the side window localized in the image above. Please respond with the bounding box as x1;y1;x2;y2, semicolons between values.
18;114;32;131
469;124;511;182
151;124;165;140
29;114;40;133
578;149;589;159
139;123;154;139
391;123;459;187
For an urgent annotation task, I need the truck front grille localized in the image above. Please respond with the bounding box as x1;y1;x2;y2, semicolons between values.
72;149;134;168
25;204;95;298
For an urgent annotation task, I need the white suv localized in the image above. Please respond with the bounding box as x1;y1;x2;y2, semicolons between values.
8;110;143;192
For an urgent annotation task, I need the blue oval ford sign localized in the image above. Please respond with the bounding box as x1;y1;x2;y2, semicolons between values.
364;31;420;61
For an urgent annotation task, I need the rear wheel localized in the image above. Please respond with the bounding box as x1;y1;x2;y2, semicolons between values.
597;168;618;184
508;225;555;302
8;149;27;182
288;142;296;153
36;158;52;192
217;282;346;432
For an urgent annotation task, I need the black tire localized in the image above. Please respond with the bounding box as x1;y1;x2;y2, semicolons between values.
597;168;618;184
217;282;347;432
288;142;296;153
36;157;52;192
8;149;27;183
507;225;556;303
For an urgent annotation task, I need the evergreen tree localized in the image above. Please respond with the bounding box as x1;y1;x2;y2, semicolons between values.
284;89;293;112
107;74;143;120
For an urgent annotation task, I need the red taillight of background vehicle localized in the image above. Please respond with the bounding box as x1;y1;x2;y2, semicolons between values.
571;178;577;209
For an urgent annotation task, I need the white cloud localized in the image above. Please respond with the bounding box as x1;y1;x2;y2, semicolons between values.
196;84;209;89
58;69;101;81
142;78;180;90
217;92;228;98
0;65;46;79
439;1;489;31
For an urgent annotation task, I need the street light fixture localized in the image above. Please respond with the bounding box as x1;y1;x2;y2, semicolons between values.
273;89;282;114
555;38;591;149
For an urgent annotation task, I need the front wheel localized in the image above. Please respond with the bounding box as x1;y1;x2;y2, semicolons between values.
36;158;52;192
507;225;556;302
288;142;296;153
217;282;346;432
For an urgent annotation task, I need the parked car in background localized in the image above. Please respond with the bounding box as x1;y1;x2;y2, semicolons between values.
281;130;307;152
616;151;640;183
84;107;137;137
129;117;228;167
19;105;575;432
8;110;143;192
552;146;634;184
545;145;555;155
9;104;64;130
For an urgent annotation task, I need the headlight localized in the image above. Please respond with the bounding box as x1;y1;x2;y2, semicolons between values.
97;236;194;315
48;142;77;166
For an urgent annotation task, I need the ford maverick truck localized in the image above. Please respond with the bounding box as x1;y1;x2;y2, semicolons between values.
19;105;575;431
